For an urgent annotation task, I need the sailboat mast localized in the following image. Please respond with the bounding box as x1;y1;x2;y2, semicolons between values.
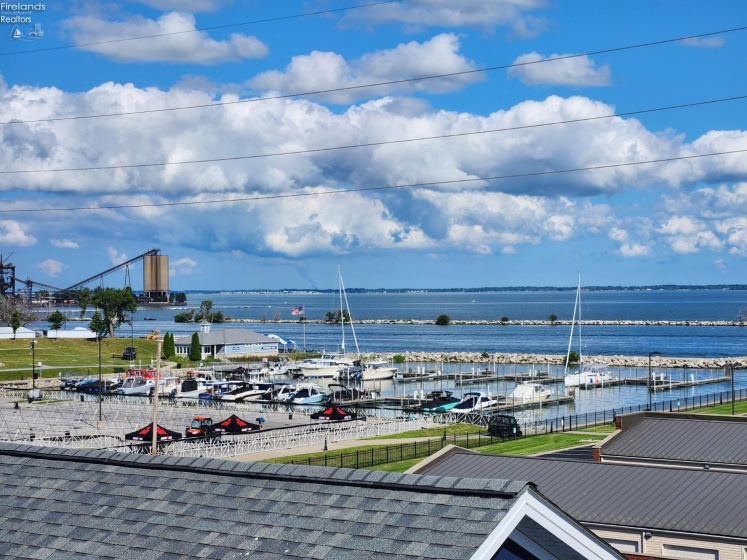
564;274;581;376
338;265;345;353
578;274;583;367
338;267;360;357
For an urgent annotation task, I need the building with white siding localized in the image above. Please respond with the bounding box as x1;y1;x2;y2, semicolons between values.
173;322;279;360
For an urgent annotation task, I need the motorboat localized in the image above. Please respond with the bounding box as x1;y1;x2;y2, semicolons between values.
325;383;363;403
419;390;461;413
215;382;275;402
113;375;154;396
198;380;246;400
339;360;398;381
506;382;553;403
114;374;179;397
288;383;327;404
253;383;295;402
451;391;498;412
270;384;296;402
298;354;355;379
176;377;211;399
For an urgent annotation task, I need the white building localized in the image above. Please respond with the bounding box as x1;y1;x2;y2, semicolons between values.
173;322;279;360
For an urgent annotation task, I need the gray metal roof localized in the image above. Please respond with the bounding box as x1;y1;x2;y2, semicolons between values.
0;443;532;560
174;328;278;346
414;449;747;538
602;413;747;467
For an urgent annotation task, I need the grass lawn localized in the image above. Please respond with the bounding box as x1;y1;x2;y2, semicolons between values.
692;400;747;415
365;424;483;439
0;338;159;382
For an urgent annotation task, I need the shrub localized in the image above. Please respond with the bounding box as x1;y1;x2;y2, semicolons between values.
392;354;406;363
435;314;451;326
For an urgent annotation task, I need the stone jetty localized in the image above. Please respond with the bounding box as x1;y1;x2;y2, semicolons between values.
368;352;747;370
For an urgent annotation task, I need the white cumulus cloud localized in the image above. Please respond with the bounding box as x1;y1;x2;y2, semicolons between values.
62;11;268;64
170;257;198;276
50;239;79;249
248;34;482;104
508;52;611;86
36;258;67;277
0;220;36;246
106;247;129;265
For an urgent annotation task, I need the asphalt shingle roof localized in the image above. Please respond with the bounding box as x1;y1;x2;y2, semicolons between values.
0;443;527;560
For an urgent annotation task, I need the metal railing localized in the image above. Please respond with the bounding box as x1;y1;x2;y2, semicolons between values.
1;386;744;461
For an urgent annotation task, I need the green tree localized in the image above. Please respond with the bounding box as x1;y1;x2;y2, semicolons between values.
212;310;225;323
174;292;187;304
189;332;202;361
162;332;175;359
10;309;21;339
325;309;351;323
500;316;509;324
435;314;451;325
88;311;108;339
565;351;580;366
548;313;558;324
48;310;66;330
174;310;194;323
90;287;138;338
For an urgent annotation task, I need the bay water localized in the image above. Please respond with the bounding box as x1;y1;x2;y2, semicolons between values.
38;289;747;422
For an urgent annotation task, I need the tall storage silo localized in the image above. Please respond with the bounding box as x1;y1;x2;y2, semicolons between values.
143;254;169;302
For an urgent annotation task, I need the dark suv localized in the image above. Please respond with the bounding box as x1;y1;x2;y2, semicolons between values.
122;347;137;360
487;414;522;439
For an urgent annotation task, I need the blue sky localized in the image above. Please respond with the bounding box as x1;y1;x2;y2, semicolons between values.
1;0;747;291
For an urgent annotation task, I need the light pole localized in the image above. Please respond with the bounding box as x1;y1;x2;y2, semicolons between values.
30;340;36;390
97;334;103;426
648;351;662;411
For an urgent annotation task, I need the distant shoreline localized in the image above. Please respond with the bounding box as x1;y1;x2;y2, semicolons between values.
222;318;747;327
190;284;747;294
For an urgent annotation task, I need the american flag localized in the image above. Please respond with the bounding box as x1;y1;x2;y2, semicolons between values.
291;306;304;316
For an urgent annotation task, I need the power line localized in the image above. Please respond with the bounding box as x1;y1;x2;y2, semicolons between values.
3;94;745;175
3;25;746;127
0;0;401;57
3;148;744;214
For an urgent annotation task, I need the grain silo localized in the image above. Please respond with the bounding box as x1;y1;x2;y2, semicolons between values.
143;254;169;302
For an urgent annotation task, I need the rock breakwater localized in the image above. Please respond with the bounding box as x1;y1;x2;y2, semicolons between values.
371;352;747;370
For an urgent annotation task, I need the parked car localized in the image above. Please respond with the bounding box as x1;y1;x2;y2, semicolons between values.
487;414;522;439
122;347;137;360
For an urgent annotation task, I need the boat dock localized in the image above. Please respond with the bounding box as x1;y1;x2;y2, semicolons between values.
648;375;731;392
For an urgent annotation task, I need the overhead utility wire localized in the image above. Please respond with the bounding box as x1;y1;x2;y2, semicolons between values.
3;25;746;126
3;148;745;214
3;94;745;175
0;0;401;56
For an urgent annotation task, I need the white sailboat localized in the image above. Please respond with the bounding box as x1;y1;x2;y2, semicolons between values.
302;266;396;381
563;274;615;389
